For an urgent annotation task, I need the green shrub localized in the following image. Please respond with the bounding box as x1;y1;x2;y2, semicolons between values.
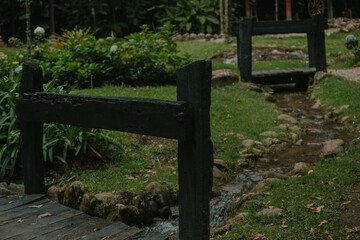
0;69;115;181
33;23;189;88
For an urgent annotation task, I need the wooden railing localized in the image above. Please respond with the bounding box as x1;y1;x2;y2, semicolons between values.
232;14;327;83
16;61;214;240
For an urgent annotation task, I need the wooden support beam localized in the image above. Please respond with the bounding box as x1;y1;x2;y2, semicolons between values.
237;18;253;82
286;0;292;20
311;14;327;71
18;62;45;194
177;60;213;240
17;93;193;141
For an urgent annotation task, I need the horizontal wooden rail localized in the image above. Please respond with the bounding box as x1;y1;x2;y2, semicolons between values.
17;92;193;140
232;18;328;36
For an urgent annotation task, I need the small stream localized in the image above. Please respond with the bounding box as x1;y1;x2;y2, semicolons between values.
147;85;354;238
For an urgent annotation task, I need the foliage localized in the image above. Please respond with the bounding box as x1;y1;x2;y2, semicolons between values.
0;69;114;181
32;23;189;88
150;0;220;34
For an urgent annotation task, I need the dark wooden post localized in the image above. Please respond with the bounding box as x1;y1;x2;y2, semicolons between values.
18;62;45;194
308;14;326;71
177;60;213;240
312;14;327;72
238;18;253;82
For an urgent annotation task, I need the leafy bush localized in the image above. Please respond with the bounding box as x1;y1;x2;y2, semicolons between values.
150;0;220;34
33;23;189;88
0;70;115;181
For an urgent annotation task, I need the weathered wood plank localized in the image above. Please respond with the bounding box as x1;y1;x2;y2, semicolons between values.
0;194;45;212
177;60;213;240
16;92;193;141
0;199;50;220
81;222;129;240
252;67;316;79
109;227;143;240
126;230;169;240
312;14;327;71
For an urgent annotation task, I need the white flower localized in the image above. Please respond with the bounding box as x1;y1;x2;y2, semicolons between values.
19;54;24;58
110;45;118;53
34;26;45;37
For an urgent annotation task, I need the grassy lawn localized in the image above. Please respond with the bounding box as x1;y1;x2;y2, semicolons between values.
63;82;289;193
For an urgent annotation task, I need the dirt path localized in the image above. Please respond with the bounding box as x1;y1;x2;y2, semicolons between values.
328;67;360;83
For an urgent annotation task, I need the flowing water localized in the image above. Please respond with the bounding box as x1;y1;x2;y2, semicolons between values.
147;87;355;237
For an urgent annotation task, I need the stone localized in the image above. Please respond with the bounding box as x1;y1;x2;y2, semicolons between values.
295;139;303;145
242;82;263;92
340;116;350;123
314;71;328;82
277;124;289;130
262;93;275;102
278;114;297;124
242;139;255;148
189;33;197;40
182;33;189;41
214;159;229;171
145;182;167;194
227;212;248;224
47;185;61;202
0;182;25;195
159;206;171;219
251;182;270;192
264;178;281;183
260;131;278;137
145;184;176;208
205;33;212;40
291;133;298;141
211;69;239;86
292;162;309;174
63;181;85;209
340;105;350;111
311;100;322;109
262;171;287;180
118;205;141;226
213;166;224;179
291;126;301;131
197;33;205;39
256;207;283;216
95;192;114;205
172;35;183;41
322;139;345;156
79;193;96;215
149;200;159;217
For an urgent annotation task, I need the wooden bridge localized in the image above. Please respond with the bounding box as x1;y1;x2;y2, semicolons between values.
12;60;214;239
232;14;327;89
0;193;167;239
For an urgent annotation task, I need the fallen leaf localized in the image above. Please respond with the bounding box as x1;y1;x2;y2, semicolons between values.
318;220;328;227
116;203;125;207
225;132;235;136
324;230;330;235
315;197;322;200
223;137;228;141
286;208;291;213
29;205;43;208
354;226;360;233
125;175;135;180
308;170;314;175
111;190;115;194
345;236;351;240
312;205;325;213
328;235;333;240
342;201;352;205
17;219;23;223
37;212;53;218
93;228;101;232
281;218;288;228
254;233;266;240
310;228;315;236
8;201;14;204
235;197;241;203
306;203;314;209
345;228;354;233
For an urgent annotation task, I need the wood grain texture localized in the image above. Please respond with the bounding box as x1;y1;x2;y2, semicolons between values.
177;60;213;240
17;92;193;141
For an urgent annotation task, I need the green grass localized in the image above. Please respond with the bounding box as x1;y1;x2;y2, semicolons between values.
177;40;234;60
214;144;360;239
313;75;360;127
61;82;288;193
0;47;19;56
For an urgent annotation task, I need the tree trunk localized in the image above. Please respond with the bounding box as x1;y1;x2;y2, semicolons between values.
220;0;224;34
224;0;229;35
26;0;31;61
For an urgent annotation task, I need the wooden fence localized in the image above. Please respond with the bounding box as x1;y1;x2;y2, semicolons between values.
232;14;327;86
16;61;214;240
